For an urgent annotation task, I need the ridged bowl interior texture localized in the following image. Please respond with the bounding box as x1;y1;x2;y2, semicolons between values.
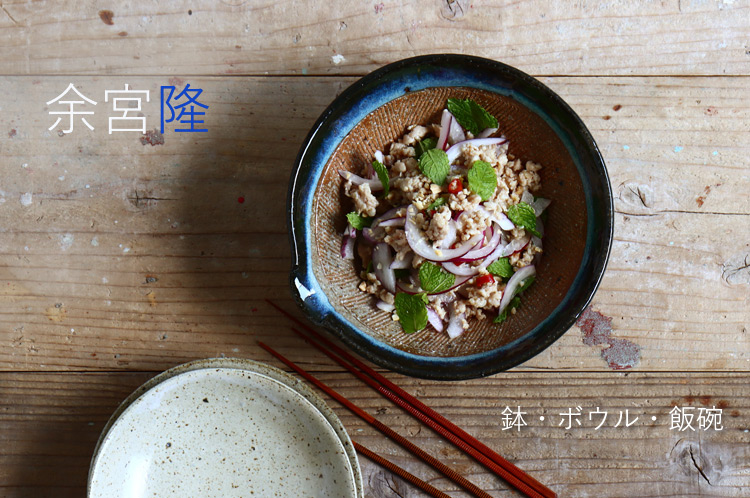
290;55;612;379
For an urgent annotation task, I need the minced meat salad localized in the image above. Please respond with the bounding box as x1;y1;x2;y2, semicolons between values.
340;99;550;339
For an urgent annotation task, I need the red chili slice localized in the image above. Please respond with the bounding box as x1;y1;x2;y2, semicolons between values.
476;274;495;287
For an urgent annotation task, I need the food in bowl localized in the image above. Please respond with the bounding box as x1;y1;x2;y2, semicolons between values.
339;99;551;339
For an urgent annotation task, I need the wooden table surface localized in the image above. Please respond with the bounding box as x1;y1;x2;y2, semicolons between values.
1;1;749;497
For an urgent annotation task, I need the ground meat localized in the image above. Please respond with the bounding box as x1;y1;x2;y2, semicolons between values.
466;278;505;309
358;272;381;294
425;206;451;244
390;174;438;210
457;207;491;241
400;125;429;146
510;241;542;268
448;189;481;212
384;228;411;261
518;161;542;192
392;157;418;175
344;181;378;217
388;142;416;160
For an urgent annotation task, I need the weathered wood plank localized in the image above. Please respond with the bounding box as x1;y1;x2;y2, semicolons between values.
0;76;748;372
0;371;748;497
0;1;749;76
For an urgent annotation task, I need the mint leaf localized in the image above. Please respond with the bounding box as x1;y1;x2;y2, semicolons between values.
426;196;447;212
506;202;541;238
515;275;535;295
487;258;514;280
346;211;373;230
418;148;450;185
415;137;437;158
446;98;499;136
467;160;497;201
372;160;390;197
494;296;521;324
394;292;428;334
418;261;455;294
394;268;411;279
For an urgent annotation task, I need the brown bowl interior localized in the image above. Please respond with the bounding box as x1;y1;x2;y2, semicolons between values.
311;87;586;358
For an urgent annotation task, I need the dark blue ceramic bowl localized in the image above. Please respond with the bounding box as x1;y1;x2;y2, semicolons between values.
288;54;613;380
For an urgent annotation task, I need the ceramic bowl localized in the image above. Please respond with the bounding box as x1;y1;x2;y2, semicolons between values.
288;54;613;380
88;358;363;497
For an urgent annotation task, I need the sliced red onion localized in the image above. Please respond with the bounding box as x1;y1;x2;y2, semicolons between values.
376;300;394;313
372;206;402;227
426;307;444;332
446;309;466;339
521;190;534;205
378;217;405;228
446;137;508;164
501;234;530;257
341;235;355;259
448;112;466;145
404;205;482;262
535;216;545;238
490;211;515;231
390;253;413;270
338;169;388;191
373;243;396;293
362;226;385;243
374;150;384;164
497;265;535;315
476;127;499;138
442;260;479;277
396;280;422;295
432;292;457;305
346;222;357;238
436;109;452;151
531;235;543;250
531;198;551;217
458;224;501;261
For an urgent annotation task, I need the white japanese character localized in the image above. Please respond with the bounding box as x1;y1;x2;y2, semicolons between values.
104;84;150;134
47;83;97;133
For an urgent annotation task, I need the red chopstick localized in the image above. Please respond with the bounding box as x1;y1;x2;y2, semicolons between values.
258;341;496;498
291;326;545;498
353;441;452;498
266;299;555;498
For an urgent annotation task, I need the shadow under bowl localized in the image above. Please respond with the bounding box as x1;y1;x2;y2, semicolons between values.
288;54;613;380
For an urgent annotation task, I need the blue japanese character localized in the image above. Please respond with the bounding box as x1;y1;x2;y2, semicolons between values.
160;83;209;133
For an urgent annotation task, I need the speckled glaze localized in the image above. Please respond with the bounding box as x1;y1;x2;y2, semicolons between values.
288;54;614;380
88;358;363;498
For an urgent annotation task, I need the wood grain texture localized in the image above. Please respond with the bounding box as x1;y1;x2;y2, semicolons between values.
0;76;748;372
1;371;748;497
0;1;749;76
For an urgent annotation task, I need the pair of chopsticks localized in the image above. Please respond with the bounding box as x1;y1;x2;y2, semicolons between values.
264;300;556;498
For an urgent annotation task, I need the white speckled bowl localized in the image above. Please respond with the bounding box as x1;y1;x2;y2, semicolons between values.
88;358;363;498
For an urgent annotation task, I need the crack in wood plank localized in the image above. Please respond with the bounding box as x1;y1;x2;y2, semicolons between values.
0;3;20;26
689;446;712;486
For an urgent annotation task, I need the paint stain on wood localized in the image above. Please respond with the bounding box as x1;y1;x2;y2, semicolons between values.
8;129;17;138
696;185;710;207
613;104;622;111
576;307;641;370
98;10;114;25
146;291;157;307
140;129;164;146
